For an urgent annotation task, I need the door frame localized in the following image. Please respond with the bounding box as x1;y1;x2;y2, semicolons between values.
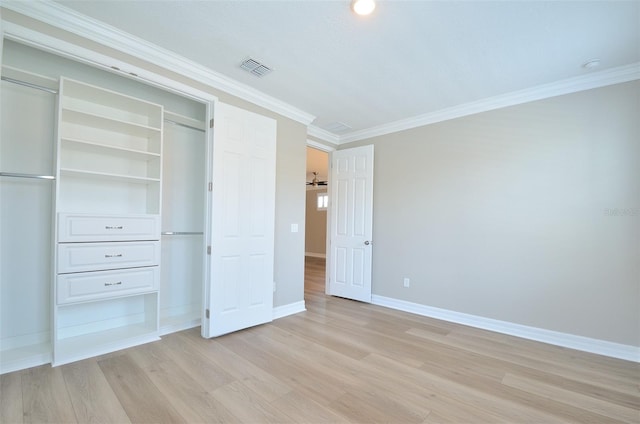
305;139;335;294
306;141;376;300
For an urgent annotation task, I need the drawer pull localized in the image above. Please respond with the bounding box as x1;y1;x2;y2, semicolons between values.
104;281;123;287
105;225;124;230
104;253;123;258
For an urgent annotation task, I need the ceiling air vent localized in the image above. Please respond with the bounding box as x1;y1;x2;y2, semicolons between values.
240;58;273;77
324;121;352;134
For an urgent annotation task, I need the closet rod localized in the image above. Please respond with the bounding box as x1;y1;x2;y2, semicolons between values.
164;119;206;133
0;172;55;180
1;76;58;94
161;231;204;236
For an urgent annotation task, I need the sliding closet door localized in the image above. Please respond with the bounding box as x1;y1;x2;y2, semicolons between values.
160;121;206;333
0;79;56;373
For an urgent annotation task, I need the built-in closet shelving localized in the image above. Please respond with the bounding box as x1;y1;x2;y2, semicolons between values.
53;78;164;366
2;41;211;374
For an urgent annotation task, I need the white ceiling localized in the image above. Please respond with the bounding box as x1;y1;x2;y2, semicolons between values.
53;1;639;142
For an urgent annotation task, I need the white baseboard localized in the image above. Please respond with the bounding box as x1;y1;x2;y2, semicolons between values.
0;331;49;351
371;295;639;363
273;301;306;320
305;252;326;258
159;318;201;336
0;342;51;375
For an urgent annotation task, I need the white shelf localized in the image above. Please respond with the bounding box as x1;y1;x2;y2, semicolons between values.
60;168;160;184
61;137;160;161
62;77;163;128
61;107;161;138
164;110;206;132
54;324;159;366
1;65;59;92
54;77;163;367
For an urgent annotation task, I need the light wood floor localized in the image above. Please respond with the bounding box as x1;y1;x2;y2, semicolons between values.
1;256;638;423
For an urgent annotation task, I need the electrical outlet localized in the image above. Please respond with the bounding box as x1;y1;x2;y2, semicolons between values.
403;277;410;288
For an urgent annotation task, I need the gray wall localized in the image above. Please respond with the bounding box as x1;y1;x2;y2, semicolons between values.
345;81;640;347
305;189;327;255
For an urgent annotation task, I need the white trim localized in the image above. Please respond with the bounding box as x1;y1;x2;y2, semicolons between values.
306;138;336;152
308;125;341;145
2;1;315;126
273;301;306;320
333;62;640;144
371;295;640;363
159;307;201;336
2;21;218;104
7;1;638;145
0;333;51;375
305;252;326;258
159;319;200;336
0;347;51;375
339;62;640;144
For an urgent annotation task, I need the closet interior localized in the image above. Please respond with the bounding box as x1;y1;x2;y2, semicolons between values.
0;40;208;372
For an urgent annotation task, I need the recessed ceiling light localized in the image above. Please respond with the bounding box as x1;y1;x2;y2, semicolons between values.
582;59;601;69
351;0;376;16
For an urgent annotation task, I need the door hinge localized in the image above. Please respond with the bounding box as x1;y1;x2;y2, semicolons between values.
208;182;212;192
209;118;214;128
207;246;211;255
206;309;210;319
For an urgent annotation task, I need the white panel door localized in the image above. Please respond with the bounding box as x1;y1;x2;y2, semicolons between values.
328;145;374;302
203;102;277;337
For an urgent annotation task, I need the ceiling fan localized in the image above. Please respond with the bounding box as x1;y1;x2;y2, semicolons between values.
306;171;327;186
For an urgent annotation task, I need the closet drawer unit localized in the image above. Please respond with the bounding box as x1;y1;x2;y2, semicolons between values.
57;241;160;274
58;213;160;242
57;266;159;304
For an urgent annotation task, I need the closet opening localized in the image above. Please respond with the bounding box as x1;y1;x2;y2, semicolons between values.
0;38;214;372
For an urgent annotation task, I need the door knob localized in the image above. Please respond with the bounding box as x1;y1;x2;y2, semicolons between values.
364;240;372;245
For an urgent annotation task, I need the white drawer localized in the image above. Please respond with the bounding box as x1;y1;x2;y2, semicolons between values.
58;213;160;242
58;241;160;273
57;267;159;304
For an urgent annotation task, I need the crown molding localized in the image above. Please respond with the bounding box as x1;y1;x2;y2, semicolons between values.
5;1;638;142
2;20;221;104
307;125;341;145
338;62;640;144
2;0;315;126
306;139;336;152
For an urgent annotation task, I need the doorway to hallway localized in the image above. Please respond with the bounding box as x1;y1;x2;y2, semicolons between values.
304;256;326;297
